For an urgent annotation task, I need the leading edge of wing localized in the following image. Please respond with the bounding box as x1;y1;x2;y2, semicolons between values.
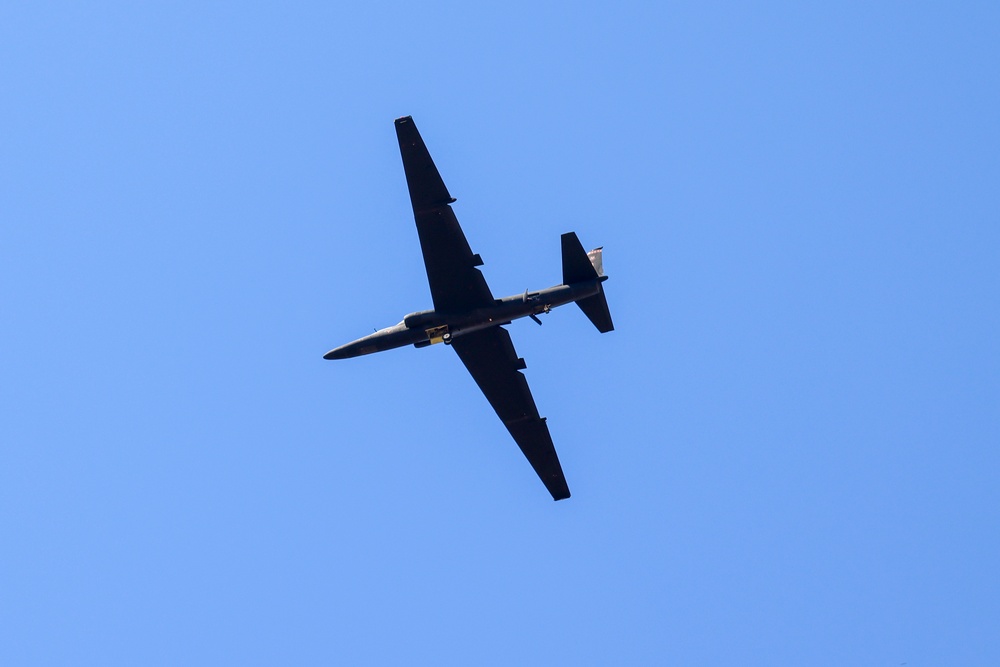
450;327;571;501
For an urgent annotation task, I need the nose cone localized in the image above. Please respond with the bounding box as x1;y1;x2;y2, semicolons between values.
323;344;353;360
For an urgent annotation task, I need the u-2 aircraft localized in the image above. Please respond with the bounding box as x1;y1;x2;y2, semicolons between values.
325;116;613;501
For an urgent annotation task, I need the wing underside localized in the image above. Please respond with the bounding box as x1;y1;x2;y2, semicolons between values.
395;116;494;312
450;327;571;501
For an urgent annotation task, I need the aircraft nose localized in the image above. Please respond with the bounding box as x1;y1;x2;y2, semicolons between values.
323;346;351;360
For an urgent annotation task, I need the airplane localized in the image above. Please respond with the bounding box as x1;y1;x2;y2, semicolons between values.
324;116;613;501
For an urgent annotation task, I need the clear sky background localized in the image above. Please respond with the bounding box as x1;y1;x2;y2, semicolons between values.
2;2;998;665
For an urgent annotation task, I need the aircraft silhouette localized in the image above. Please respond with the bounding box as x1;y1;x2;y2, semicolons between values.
325;116;613;500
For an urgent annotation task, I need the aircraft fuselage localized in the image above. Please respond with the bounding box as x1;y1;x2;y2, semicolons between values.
324;276;607;360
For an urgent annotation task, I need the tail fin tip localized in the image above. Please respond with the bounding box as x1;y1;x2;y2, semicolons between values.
587;246;604;276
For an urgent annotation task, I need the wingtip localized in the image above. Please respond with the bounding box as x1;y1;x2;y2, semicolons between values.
394;115;412;125
550;482;571;501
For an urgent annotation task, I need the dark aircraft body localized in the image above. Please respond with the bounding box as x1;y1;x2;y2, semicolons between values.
325;117;613;501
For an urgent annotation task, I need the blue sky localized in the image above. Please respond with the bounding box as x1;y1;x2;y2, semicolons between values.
2;2;998;664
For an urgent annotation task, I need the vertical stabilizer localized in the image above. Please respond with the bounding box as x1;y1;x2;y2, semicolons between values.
561;232;598;284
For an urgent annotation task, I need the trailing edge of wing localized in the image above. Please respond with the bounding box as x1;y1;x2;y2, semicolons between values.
450;327;571;501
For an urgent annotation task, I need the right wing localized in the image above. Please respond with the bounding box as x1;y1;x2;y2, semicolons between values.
395;116;495;313
450;327;571;501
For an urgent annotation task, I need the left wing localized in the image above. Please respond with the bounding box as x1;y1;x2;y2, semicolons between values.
450;327;571;501
395;116;495;312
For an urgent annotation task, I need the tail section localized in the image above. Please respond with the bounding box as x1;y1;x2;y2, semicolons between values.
561;232;615;333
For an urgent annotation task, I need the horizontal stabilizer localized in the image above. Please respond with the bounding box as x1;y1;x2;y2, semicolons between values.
576;283;614;333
